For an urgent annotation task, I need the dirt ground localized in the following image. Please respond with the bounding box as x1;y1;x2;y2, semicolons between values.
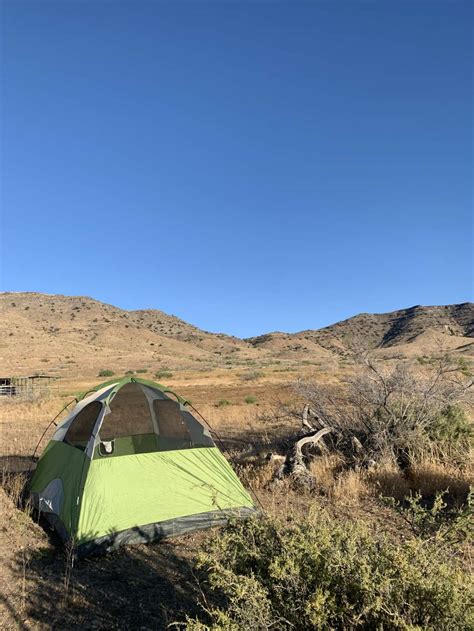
0;372;294;630
1;369;472;630
1;474;222;629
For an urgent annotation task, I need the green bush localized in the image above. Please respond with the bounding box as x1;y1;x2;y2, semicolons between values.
384;488;473;542
155;370;173;379
185;513;473;630
215;399;232;408
98;369;114;377
428;405;473;451
244;395;257;405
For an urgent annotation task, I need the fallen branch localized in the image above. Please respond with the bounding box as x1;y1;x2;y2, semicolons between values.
301;403;316;432
294;427;333;467
274;426;334;489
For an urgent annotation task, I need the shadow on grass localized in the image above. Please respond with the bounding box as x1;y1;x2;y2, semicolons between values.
0;460;206;630
11;537;201;630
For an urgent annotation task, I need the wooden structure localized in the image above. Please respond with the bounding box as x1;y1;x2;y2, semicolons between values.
0;375;57;397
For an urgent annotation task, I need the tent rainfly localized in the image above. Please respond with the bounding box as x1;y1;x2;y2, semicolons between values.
29;377;256;557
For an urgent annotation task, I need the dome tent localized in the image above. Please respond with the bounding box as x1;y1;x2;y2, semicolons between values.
29;377;256;557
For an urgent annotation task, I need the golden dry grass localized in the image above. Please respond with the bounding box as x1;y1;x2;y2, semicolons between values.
367;461;412;500
0;382;472;629
331;469;372;504
308;454;345;493
406;460;473;504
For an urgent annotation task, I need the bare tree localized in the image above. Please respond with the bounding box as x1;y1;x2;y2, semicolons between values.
294;355;473;468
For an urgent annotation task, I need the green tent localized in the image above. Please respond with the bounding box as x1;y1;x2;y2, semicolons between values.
29;377;256;556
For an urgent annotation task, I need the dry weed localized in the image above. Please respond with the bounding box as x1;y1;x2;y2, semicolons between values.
236;460;278;491
308;454;345;494
331;469;371;504
2;471;29;507
367;461;411;501
406;460;472;504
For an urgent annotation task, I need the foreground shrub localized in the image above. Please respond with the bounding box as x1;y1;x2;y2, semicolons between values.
185;513;473;630
383;488;473;542
428;405;472;451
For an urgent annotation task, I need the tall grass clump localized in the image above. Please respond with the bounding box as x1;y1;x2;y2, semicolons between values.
185;512;473;630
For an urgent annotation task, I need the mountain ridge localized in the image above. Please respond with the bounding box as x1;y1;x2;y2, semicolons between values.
0;292;472;376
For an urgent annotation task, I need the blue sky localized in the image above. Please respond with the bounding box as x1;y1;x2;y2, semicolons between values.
1;1;472;337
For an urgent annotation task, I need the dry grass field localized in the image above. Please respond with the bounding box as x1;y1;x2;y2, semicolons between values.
1;294;473;629
0;368;299;629
1;365;472;629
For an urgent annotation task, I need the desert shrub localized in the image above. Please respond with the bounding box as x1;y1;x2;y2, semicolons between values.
98;369;114;377
244;395;257;405
136;368;147;374
295;355;473;467
215;399;232;408
185;513;473;630
383;488;473;542
155;370;173;379
240;370;264;382
125;370;135;375
428;405;472;451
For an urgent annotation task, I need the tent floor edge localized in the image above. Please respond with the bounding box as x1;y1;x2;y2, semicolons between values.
30;494;71;547
76;506;259;558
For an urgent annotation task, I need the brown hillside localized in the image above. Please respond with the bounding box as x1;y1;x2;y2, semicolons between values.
247;303;474;359
0;293;472;377
0;293;264;377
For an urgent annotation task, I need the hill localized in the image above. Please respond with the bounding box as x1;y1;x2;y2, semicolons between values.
0;292;472;377
247;303;474;359
0;292;263;377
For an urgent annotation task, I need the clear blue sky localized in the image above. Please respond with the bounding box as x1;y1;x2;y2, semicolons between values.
1;1;472;337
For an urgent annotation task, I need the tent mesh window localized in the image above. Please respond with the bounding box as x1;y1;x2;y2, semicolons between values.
64;401;102;449
100;383;154;440
153;399;192;441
